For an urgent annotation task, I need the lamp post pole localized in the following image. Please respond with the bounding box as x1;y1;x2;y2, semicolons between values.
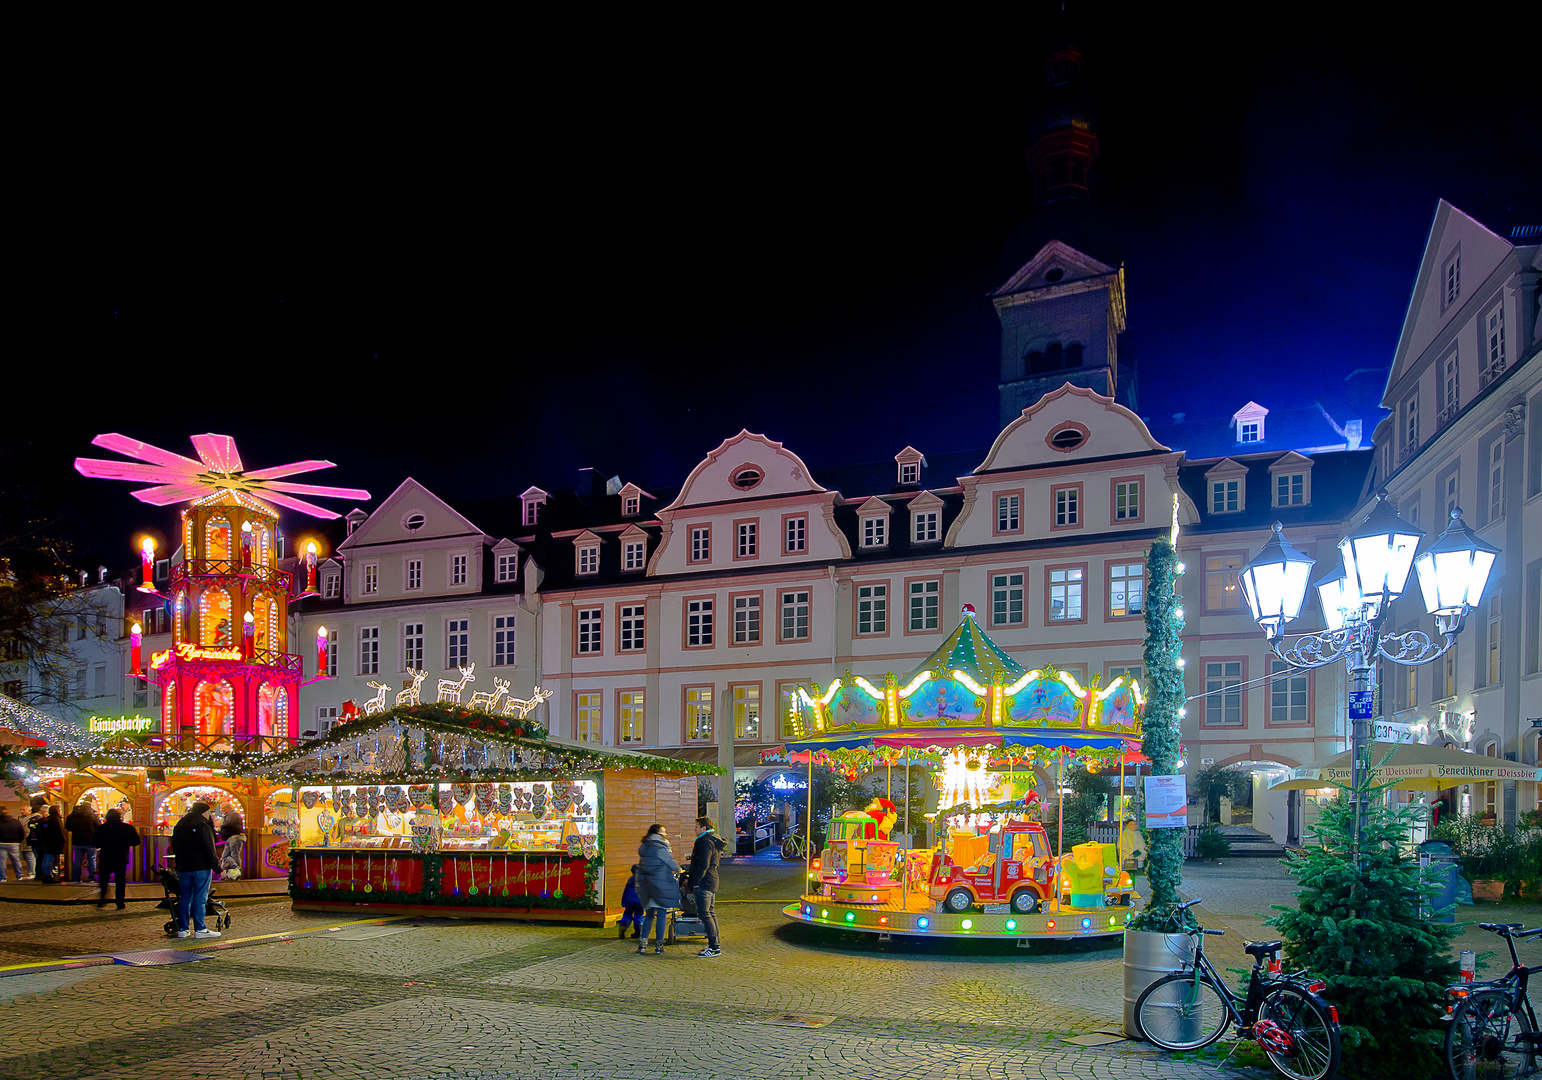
1239;499;1499;862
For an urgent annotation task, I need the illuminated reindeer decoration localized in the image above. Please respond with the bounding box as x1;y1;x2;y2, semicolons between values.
503;686;552;719
363;681;391;716
468;677;510;712
436;663;476;703
396;668;428;707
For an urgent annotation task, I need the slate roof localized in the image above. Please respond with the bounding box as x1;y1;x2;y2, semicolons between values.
1175;449;1374;535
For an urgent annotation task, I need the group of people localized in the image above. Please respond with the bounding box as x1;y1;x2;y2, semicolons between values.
0;798;142;906
0;796;247;923
620;816;728;958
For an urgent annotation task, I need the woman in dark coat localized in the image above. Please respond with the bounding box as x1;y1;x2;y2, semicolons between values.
634;824;681;955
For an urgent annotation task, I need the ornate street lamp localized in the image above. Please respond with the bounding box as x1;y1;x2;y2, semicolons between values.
1239;496;1497;845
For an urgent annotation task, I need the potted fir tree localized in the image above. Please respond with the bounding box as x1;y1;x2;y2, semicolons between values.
1122;537;1195;1038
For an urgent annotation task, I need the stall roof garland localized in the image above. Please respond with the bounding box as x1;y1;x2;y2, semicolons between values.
778;741;1136;781
0;691;101;755
249;703;724;781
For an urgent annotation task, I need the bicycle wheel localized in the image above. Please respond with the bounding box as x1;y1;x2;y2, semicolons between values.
1446;989;1537;1080
1256;984;1342;1080
780;837;802;861
1135;972;1234;1050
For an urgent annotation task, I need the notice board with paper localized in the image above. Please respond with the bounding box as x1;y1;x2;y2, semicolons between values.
1144;775;1189;829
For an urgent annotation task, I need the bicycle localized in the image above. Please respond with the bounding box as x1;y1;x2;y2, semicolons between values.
780;829;812;861
1445;921;1542;1079
1134;897;1342;1080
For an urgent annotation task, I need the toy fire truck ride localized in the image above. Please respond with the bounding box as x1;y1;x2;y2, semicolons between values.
927;819;1055;914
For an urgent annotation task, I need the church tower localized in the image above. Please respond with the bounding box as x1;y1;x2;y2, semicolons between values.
995;37;1132;429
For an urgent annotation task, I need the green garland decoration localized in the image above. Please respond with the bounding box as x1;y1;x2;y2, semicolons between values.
1132;536;1186;917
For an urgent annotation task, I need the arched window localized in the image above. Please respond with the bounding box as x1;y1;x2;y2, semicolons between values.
258;525;273;567
256;683;281;737
200;589;233;647
163;681;176;728
205;518;232;562
195;679;234;737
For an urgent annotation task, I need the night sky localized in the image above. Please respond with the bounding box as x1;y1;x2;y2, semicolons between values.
15;8;1539;569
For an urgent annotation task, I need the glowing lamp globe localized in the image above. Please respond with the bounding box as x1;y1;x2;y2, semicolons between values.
1311;558;1358;631
1339;495;1423;606
1238;522;1315;636
1413;507;1498;617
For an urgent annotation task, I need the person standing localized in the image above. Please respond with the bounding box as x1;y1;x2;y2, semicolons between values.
23;796;47;880
31;805;66;884
635;824;681;956
688;816;727;959
0;808;26;882
217;812;245;880
66;801;101;883
93;809;140;909
170;801;221;938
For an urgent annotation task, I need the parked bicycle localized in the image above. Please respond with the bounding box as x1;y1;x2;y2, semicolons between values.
780;828;812;861
1134;897;1342;1080
1445;921;1542;1079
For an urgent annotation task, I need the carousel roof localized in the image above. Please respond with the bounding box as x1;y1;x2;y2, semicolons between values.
902;605;1025;685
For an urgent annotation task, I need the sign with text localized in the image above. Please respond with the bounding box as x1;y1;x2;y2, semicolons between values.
1349;691;1375;720
87;715;158;735
1144;775;1189;829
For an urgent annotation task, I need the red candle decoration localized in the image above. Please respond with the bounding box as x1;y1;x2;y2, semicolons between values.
242;611;255;659
130;622;143;676
305;540;319;594
139;537;156;592
316;626;329;676
240;521;253;567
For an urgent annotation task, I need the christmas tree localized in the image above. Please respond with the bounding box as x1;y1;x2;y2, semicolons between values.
1269;776;1459;1077
1138;536;1185;910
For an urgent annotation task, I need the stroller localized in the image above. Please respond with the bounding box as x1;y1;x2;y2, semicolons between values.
666;865;707;944
157;867;232;936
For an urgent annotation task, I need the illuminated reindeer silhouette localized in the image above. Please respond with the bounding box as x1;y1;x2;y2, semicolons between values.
363;681;391;716
396;668;428;707
503;686;553;719
468;677;510;712
436;663;476;703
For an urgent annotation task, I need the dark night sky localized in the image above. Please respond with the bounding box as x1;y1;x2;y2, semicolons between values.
14;7;1540;569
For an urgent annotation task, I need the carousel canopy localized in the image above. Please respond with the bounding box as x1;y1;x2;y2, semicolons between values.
902;604;1025;686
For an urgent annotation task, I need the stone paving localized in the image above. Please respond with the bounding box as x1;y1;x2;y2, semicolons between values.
2;855;1505;1080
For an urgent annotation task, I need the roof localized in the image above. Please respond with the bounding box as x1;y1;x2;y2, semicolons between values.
1175;449;1374;535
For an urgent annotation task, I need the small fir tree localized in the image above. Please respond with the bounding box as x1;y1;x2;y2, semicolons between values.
1269;777;1459;1078
1138;537;1186;911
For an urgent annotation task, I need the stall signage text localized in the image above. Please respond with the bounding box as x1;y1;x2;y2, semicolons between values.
88;715;158;735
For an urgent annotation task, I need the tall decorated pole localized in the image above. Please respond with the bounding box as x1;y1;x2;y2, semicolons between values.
1139;497;1186;909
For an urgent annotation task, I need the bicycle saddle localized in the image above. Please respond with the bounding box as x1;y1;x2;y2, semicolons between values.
1244;940;1283;957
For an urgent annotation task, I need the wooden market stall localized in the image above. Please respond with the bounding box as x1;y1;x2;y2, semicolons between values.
251;703;715;925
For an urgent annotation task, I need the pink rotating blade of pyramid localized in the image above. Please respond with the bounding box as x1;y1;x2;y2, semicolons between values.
74;433;370;518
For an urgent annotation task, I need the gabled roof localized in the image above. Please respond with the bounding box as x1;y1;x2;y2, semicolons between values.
976;383;1167;474
1232;402;1268;422
1385;200;1517;404
991;240;1116;299
338;478;486;551
662;431;827;512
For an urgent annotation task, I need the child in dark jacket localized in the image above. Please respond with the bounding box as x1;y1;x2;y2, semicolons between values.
618;865;644;939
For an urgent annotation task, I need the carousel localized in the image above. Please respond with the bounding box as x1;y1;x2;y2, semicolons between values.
777;606;1145;942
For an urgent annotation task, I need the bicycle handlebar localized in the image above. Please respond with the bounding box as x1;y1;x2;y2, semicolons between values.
1479;922;1541;937
1176;897;1202;910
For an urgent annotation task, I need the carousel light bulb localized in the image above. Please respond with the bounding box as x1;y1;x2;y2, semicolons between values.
1004;670;1039;696
853;676;883;700
818;680;843;706
952;670;987;696
898;671;933;697
1057;671;1086;698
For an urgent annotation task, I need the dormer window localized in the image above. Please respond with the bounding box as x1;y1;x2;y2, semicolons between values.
1232;402;1268;445
1269;453;1313;508
1205;459;1248;515
624;494;640;517
900;462;918;485
521;487;549;528
576;543;599;576
855;497;891;550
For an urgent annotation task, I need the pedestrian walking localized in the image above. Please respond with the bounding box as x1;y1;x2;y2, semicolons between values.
218;812;245;880
66;801;101;883
23;796;47;880
635;824;680;955
170;801;221;939
617;864;644;939
93;809;141;909
30;805;65;883
0;808;27;882
688;815;727;958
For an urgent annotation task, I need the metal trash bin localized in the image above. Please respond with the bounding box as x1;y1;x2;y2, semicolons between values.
1418;840;1459;923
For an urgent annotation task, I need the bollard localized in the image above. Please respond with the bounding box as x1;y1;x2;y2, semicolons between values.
1460;950;1476;982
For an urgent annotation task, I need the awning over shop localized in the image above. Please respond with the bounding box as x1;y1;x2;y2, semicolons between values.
1270;741;1542;791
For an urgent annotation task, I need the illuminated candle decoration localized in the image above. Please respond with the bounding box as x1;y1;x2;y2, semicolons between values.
304;540;319;594
139;537;156;592
240;521;253;567
316;625;329;676
242;611;255;658
130;622;143;676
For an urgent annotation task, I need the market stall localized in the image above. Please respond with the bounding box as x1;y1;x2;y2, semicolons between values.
251;702;715;925
775;606;1146;941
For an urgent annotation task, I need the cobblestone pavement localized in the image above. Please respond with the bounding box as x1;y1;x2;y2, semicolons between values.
0;860;1313;1080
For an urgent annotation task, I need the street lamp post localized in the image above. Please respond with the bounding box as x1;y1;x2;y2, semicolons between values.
1238;497;1498;851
